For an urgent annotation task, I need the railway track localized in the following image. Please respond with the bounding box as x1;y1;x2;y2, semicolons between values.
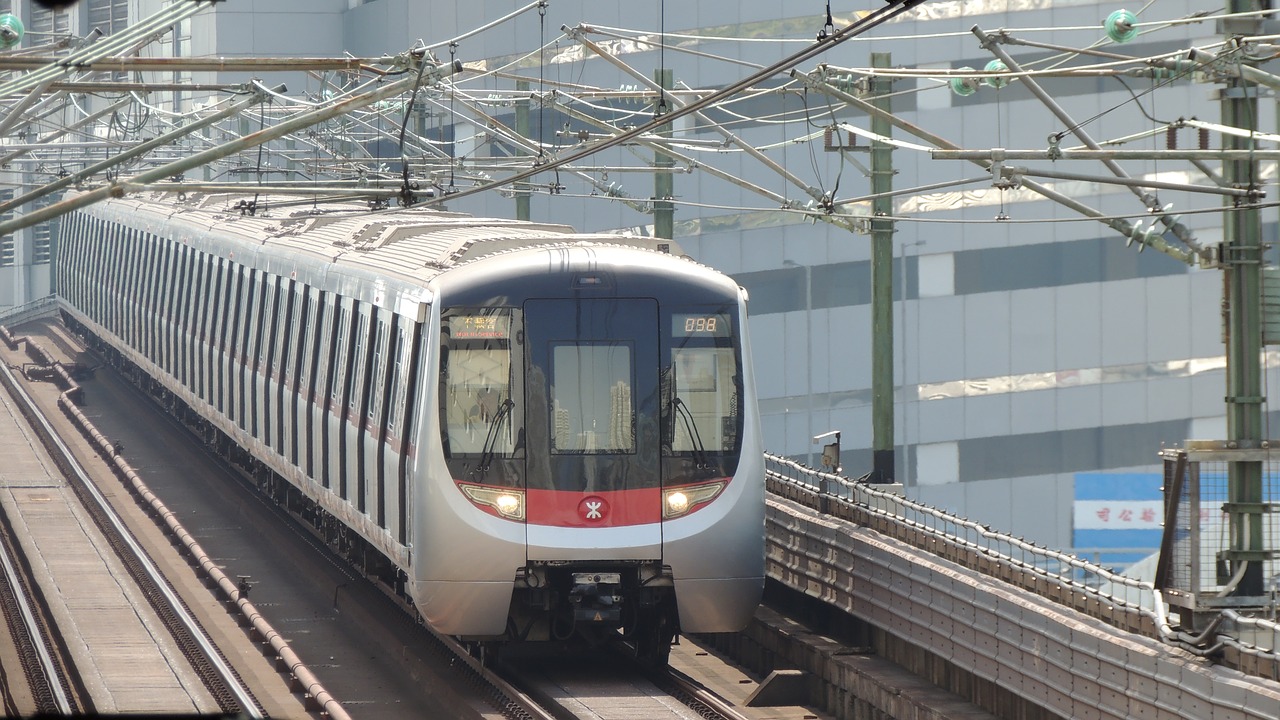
0;331;264;717
0;471;77;715
496;644;753;720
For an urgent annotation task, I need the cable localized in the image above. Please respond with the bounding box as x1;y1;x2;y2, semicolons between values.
396;46;432;206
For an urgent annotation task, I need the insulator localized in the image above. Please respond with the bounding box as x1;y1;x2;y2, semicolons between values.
982;59;1009;88
1199;127;1209;150
1105;9;1139;44
1166;126;1177;150
949;67;978;97
0;14;23;49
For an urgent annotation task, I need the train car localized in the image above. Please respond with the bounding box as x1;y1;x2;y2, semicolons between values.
54;191;763;663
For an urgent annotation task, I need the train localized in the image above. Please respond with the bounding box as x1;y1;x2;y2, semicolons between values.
53;190;764;664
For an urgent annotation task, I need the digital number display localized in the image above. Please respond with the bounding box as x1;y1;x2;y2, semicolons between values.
672;313;731;337
452;314;510;340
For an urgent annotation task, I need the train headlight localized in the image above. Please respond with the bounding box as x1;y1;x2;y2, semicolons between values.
459;483;526;521
663;481;724;519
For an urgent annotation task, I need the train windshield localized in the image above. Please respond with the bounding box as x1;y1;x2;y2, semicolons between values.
550;343;635;454
440;309;519;458
665;309;742;459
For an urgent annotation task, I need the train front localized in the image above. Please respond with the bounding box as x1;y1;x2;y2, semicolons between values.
413;243;763;661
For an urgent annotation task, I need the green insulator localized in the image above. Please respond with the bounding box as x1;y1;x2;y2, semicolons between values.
0;14;23;49
949;67;978;96
1105;9;1139;43
983;59;1009;88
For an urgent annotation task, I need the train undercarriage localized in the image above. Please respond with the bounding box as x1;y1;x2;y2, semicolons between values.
502;561;679;666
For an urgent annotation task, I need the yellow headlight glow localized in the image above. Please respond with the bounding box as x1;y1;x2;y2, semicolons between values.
663;481;724;519
459;484;526;521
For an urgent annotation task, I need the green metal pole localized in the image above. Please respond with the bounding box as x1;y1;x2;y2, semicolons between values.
1223;1;1265;598
871;52;895;483
515;79;531;221
654;68;674;241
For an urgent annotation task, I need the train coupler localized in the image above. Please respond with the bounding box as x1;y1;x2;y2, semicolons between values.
569;572;623;624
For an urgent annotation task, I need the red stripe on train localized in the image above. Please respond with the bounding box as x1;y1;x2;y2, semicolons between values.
525;487;662;527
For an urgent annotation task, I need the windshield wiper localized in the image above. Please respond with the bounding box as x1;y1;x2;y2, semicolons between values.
671;397;710;470
477;398;515;472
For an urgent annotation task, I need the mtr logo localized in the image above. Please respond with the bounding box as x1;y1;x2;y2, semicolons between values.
579;496;608;522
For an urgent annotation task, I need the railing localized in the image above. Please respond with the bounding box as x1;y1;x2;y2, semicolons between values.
0;295;58;325
763;451;1280;673
765;452;1153;613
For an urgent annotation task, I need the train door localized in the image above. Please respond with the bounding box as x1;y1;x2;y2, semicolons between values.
523;298;662;560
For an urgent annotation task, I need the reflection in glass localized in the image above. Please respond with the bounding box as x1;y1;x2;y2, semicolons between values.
444;347;512;454
551;343;634;454
671;346;738;452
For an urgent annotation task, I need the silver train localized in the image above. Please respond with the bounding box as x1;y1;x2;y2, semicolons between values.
54;191;764;662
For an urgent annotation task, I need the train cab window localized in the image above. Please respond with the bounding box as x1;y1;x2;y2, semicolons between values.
665;310;742;455
550;343;634;454
440;309;518;458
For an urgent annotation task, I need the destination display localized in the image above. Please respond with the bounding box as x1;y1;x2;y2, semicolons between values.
452;314;511;340
672;313;732;337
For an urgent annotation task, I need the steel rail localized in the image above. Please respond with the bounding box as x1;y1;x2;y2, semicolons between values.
0;382;74;714
0;349;265;717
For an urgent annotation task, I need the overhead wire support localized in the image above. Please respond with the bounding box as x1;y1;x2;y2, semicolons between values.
971;25;1204;256
537;89;790;211
0;0;211;98
0;84;280;217
404;0;930;210
0;56;464;236
792;68;1197;265
0;96;131;169
568;29;835;214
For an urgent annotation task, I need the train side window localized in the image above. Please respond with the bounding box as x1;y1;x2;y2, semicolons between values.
159;239;175;370
298;288;317;397
233;266;250;361
284;282;301;386
331;303;351;407
256;272;273;371
549;343;635;454
120;227;133;344
218;261;234;357
177;245;195;385
348;309;369;414
368;318;388;422
405;322;428;445
264;275;281;372
387;325;408;436
145;234;162;357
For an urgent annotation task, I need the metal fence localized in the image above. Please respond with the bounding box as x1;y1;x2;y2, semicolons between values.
0;295;57;325
763;451;1280;671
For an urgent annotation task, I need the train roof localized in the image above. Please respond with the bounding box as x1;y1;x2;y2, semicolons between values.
73;190;689;289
